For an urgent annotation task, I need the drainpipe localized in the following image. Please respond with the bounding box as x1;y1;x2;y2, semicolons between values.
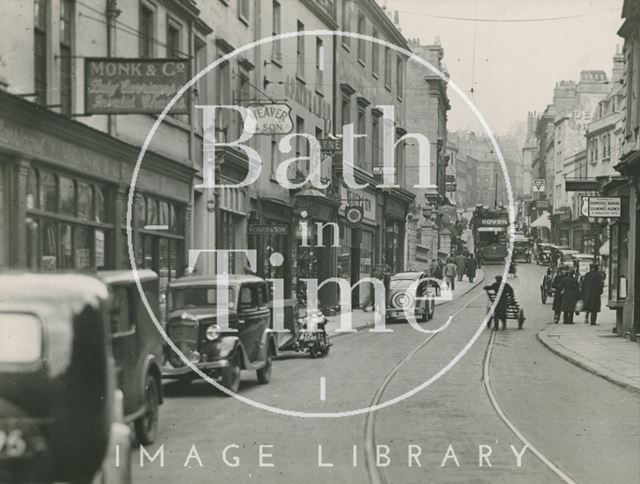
106;0;120;136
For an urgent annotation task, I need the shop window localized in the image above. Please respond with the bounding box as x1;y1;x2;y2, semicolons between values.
96;187;107;223
77;182;93;220
59;223;73;269
159;200;170;227
27;168;39;210
41;172;58;213
272;1;282;62
74;226;92;268
95;229;106;269
59;176;76;216
147;197;159;225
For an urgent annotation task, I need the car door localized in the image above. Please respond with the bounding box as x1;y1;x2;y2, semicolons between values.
237;284;270;362
109;284;138;417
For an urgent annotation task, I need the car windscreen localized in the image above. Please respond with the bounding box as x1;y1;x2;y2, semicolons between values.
170;287;236;311
0;313;42;364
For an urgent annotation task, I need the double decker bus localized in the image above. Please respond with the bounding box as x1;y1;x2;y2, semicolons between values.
471;206;510;264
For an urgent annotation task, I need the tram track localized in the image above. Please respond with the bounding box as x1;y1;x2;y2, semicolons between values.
364;268;577;484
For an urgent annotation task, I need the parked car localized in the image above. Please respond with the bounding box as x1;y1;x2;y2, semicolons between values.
97;270;164;446
162;274;277;394
0;274;131;484
385;271;437;323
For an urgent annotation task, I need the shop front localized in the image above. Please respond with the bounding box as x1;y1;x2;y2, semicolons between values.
294;188;340;310
339;185;378;309
610;151;640;340
0;90;193;286
551;207;571;246
384;188;414;271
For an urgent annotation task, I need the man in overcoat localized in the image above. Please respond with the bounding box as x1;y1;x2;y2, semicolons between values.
466;254;478;283
580;263;605;325
559;272;580;324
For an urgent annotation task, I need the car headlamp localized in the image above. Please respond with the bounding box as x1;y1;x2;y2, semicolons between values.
205;325;221;341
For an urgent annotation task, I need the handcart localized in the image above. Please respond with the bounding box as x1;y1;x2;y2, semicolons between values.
486;288;525;329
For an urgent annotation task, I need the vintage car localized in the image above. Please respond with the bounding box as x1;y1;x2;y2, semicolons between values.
0;274;131;484
535;242;556;265
555;248;579;269
162;275;277;394
512;234;532;263
97;270;164;446
385;271;438;323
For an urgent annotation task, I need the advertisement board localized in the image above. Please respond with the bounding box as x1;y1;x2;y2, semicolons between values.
85;58;190;114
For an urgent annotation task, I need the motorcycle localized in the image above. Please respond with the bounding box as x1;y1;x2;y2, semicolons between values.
277;306;332;358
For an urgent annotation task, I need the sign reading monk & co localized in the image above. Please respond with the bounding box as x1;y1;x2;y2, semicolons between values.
84;58;190;114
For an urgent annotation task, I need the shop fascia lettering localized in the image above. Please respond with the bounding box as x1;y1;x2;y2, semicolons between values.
195;104;435;191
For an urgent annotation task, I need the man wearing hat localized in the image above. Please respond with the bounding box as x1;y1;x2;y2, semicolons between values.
483;275;514;330
580;263;605;325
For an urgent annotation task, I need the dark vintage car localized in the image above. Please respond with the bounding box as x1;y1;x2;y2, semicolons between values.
0;274;131;484
535;242;556;265
512;235;532;263
385;271;437;323
97;270;164;446
162;275;277;394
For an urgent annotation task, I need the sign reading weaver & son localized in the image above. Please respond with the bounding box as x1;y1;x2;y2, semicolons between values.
85;58;190;114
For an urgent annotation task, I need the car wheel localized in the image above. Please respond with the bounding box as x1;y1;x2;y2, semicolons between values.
540;286;547;304
135;374;160;446
257;352;272;384
222;353;241;394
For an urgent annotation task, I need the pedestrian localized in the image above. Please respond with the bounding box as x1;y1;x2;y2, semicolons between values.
551;267;567;324
466;254;477;283
455;252;467;282
559;269;580;324
483;275;514;330
435;258;445;280
428;258;438;278
580;263;604;325
444;257;457;291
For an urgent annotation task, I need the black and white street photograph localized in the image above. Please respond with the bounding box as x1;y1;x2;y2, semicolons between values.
0;0;639;483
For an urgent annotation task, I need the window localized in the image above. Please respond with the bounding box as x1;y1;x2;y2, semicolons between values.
372;114;380;168
296;21;305;79
77;182;93;220
34;0;47;105
357;107;366;169
371;30;379;77
110;287;132;334
315;37;324;91
270;136;279;176
396;131;405;186
238;285;255;311
239;0;250;23
341;93;351;133
384;47;392;89
41;172;58;212
396;57;404;99
272;1;282;62
215;59;231;141
357;12;366;63
194;37;207;109
295;116;306;176
59;0;73;115
342;1;351;49
140;5;155;57
167;21;181;57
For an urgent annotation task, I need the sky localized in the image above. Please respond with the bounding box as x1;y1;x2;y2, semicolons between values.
388;0;624;135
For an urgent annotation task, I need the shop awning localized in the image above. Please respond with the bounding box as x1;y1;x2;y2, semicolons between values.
531;210;551;229
599;240;610;256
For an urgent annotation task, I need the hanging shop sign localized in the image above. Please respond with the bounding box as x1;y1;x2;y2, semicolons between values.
345;205;364;225
248;223;289;235
533;179;546;192
318;137;342;155
245;103;294;135
339;186;376;223
85;58;190;114
583;197;621;218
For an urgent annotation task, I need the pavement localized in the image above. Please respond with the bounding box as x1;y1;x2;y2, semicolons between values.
538;321;640;392
324;269;486;336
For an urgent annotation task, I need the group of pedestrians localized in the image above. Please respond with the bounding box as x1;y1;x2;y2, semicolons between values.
428;252;478;291
552;263;605;325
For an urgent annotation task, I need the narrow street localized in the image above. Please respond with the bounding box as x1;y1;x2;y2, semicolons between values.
133;264;640;484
